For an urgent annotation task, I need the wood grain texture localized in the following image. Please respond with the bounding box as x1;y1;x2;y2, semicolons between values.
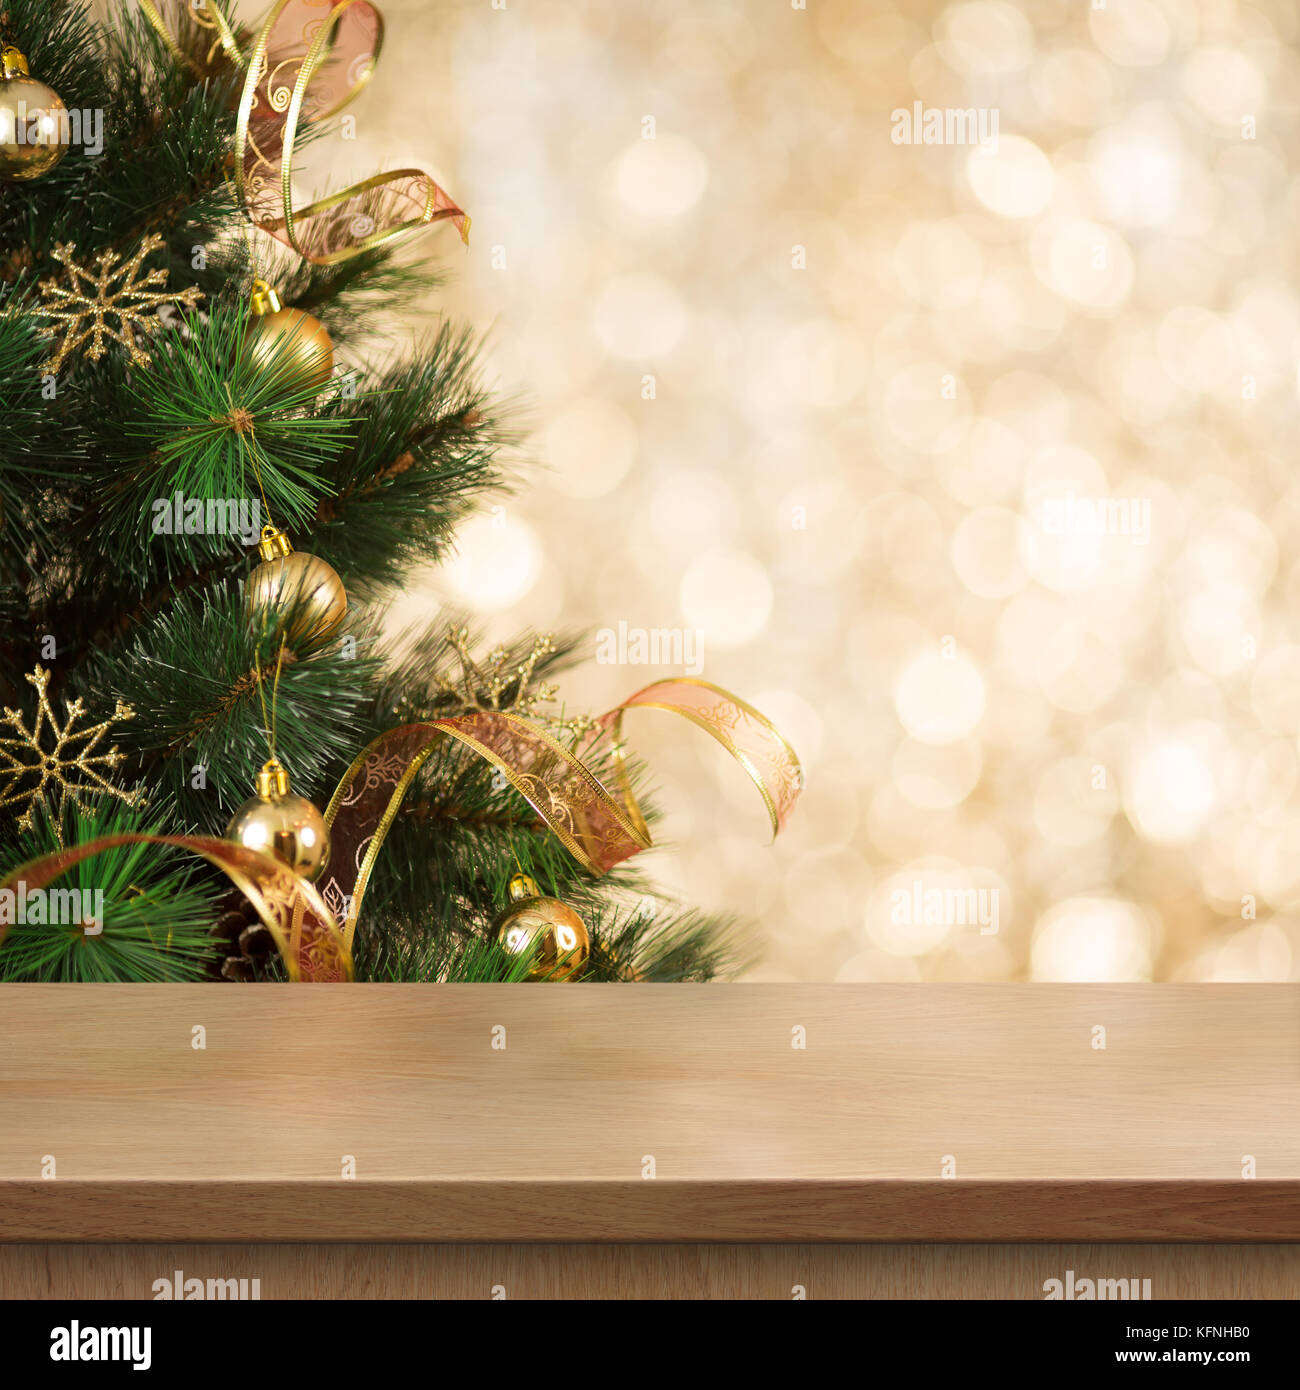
1;984;1296;1242
3;1242;1297;1300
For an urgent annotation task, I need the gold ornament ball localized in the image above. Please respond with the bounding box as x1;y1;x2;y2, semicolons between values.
0;47;71;181
226;758;330;881
490;874;591;981
246;525;347;652
246;279;333;392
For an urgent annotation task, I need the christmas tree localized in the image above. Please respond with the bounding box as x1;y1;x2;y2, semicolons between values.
0;0;798;983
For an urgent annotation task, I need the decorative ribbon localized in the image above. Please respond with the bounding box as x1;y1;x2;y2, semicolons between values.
598;678;802;843
0;681;799;982
137;0;469;264
314;678;803;956
0;833;351;982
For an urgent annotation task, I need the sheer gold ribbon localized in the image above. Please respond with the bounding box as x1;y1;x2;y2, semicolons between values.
0;833;351;981
598;678;804;844
136;0;469;264
313;679;803;955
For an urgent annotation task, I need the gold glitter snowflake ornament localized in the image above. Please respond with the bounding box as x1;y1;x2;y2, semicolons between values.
430;628;600;741
435;627;561;717
34;232;203;374
0;667;143;841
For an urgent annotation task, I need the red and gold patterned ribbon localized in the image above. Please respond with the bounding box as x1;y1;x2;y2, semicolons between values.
314;679;803;957
316;711;650;944
599;678;803;843
0;833;351;982
137;0;468;264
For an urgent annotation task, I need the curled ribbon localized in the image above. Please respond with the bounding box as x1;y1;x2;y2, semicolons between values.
137;0;468;264
0;833;351;982
599;678;802;844
313;678;803;958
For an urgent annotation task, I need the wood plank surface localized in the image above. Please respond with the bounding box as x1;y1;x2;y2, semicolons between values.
1;984;1296;1242
4;1242;1297;1300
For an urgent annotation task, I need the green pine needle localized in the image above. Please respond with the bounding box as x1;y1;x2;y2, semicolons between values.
0;801;221;982
118;303;357;532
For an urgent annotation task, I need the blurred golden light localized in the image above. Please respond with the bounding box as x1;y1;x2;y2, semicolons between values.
443;513;542;612
937;2;1034;75
1034;756;1118;848
357;0;1300;981
892;736;982;809
1088;120;1184;227
647;470;738;552
894;649;986;744
1250;646;1300;736
950;506;1028;599
1032;898;1157;982
1088;0;1171;68
883;362;970;452
1192;922;1292;984
614;133;709;218
865;867;957;957
1030;47;1115;126
679;548;772;648
1180;588;1257;677
1126;740;1217;844
965;134;1054;218
1034;217;1134;310
893;219;985;310
1182;48;1267;129
591;273;688;359
1157;306;1236;393
541;398;637;500
996;591;1082;687
779;319;867;411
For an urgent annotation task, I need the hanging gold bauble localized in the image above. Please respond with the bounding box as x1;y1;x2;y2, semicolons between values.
246;524;347;652
0;46;71;181
245;278;334;392
226;757;330;881
489;873;591;981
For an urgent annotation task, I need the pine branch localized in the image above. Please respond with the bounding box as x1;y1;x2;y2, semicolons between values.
0;798;221;983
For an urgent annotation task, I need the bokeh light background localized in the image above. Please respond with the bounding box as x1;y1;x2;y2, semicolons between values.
306;0;1300;982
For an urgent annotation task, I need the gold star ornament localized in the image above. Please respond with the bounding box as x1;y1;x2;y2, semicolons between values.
0;666;144;841
34;232;203;374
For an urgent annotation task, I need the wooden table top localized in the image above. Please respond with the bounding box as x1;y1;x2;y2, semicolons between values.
1;984;1296;1241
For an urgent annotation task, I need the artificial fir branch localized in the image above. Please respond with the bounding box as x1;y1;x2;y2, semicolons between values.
0;799;221;983
161;648;298;756
77;542;236;658
81;583;382;832
0;1;240;275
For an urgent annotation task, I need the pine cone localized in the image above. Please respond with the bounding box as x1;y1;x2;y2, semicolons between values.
211;887;279;981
